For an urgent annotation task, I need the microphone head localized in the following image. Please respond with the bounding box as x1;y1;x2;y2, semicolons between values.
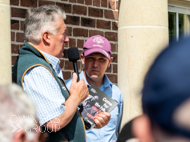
67;47;80;61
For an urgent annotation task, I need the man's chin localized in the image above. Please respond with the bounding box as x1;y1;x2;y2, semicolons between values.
89;75;99;80
86;72;100;81
58;53;64;58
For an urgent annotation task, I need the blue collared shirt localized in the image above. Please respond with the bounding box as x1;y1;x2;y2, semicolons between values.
65;71;123;142
23;51;66;126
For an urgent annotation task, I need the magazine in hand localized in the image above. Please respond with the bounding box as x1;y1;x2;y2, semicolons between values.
79;85;118;129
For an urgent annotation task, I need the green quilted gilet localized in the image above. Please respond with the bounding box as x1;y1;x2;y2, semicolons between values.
12;42;86;142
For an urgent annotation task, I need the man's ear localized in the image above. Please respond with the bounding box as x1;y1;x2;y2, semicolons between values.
13;130;27;142
42;31;51;45
132;115;156;142
81;54;85;65
107;57;113;67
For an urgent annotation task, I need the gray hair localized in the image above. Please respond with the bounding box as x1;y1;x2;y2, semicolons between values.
24;5;66;44
0;84;37;142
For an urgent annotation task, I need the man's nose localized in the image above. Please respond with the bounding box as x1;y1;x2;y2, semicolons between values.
93;60;99;67
64;35;69;43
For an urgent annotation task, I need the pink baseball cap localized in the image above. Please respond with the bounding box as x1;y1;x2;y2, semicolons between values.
83;35;111;59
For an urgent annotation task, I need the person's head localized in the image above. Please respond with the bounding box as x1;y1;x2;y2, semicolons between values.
133;37;190;142
24;5;69;58
92;96;99;101
81;35;113;83
0;84;40;142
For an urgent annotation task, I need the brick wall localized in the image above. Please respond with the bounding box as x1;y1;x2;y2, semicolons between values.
11;0;119;84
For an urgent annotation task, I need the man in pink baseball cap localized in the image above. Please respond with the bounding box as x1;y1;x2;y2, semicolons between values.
66;35;123;142
83;35;112;59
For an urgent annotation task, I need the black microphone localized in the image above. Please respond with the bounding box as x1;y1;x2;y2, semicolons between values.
67;47;80;82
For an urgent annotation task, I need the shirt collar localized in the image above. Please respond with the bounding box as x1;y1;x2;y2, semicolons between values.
40;51;60;69
103;74;113;88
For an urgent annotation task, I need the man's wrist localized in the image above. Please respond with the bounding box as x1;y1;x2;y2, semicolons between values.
69;94;81;107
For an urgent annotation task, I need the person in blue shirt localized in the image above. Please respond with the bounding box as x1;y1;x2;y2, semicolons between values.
66;35;123;142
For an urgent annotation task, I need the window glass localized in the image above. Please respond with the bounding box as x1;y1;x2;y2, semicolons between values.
168;12;190;42
169;12;176;42
179;14;184;39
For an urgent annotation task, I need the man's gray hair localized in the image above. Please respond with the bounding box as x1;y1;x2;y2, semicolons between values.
24;5;66;44
0;84;37;142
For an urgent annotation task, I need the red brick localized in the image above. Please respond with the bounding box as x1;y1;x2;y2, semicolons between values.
105;32;117;42
62;71;72;80
11;8;27;18
56;3;72;13
113;64;117;73
77;0;84;4
11;20;19;30
64;42;69;48
63;49;68;58
111;54;117;63
85;0;92;5
12;56;18;65
11;44;20;54
89;30;103;37
65;15;80;25
64;60;74;70
16;32;24;42
89;7;103;18
65;27;72;36
93;0;100;7
101;0;107;7
81;18;95;27
104;9;116;20
112;21;118;30
69;0;76;2
11;32;15;42
113;11;118;20
110;43;117;52
73;28;88;37
77;39;84;49
39;1;55;6
69;38;76;47
21;0;37;7
109;0;115;9
107;74;117;83
97;20;111;29
10;0;19;6
21;21;25;31
73;5;87;15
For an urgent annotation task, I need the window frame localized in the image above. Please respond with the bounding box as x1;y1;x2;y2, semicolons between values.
168;0;190;41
